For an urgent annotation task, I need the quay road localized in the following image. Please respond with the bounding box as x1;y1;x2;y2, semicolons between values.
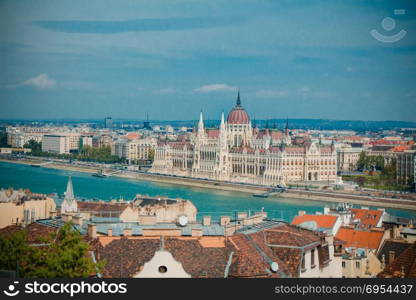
4;154;416;209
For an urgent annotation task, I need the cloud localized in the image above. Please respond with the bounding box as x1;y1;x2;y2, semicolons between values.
33;16;247;34
22;74;56;89
297;87;332;98
255;89;288;98
153;88;175;95
193;84;237;93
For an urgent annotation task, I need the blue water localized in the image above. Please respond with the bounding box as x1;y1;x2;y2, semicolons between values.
0;161;415;222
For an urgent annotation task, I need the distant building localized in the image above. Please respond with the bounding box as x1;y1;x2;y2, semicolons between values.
80;136;93;148
104;117;113;129
396;150;416;186
143;114;152;130
111;137;157;163
42;133;80;154
150;92;339;186
92;134;113;148
336;145;363;171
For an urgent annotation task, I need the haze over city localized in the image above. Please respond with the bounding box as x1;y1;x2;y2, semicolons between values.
1;0;415;121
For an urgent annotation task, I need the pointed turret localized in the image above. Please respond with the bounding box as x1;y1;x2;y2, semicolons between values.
279;138;286;151
285;117;289;136
65;176;75;201
220;111;225;130
198;110;204;133
236;89;241;106
61;176;77;214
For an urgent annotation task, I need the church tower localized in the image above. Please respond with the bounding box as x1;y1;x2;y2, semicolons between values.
61;176;78;214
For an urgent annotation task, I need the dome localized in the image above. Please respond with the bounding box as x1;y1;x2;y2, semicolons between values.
227;91;250;124
227;108;250;124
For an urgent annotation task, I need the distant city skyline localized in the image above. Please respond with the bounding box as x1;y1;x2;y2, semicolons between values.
1;0;416;122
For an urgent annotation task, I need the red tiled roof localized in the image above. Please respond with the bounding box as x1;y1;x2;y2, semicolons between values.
0;223;57;244
378;242;416;278
228;234;279;278
292;215;338;229
335;227;384;250
351;208;383;229
206;129;219;138
77;202;131;217
125;132;140;140
165;237;233;278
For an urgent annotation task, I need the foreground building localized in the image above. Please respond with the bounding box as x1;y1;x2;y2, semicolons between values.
150;92;339;186
87;220;340;278
0;188;56;229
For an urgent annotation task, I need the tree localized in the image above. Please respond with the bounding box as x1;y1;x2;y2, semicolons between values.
356;176;366;188
382;159;397;186
148;148;155;162
25;223;104;278
357;151;368;171
23;139;42;155
0;223;104;278
0;130;8;147
0;230;30;274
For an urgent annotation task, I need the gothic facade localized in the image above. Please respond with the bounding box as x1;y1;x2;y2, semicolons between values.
150;92;338;186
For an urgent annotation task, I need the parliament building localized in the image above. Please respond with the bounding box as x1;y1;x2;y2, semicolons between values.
150;92;338;186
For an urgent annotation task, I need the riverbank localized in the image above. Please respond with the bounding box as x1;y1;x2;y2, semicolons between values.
1;157;415;211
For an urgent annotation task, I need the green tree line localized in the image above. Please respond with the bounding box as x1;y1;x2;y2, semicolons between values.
0;223;104;278
23;140;124;164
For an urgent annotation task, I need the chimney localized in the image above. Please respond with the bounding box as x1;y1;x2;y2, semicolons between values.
123;228;132;237
62;213;72;222
323;207;330;215
389;251;395;264
107;228;113;237
220;216;231;226
87;224;97;239
203;216;211;226
50;211;57;218
72;215;83;226
298;210;306;216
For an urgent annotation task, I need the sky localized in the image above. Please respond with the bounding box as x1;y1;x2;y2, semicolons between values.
0;0;415;122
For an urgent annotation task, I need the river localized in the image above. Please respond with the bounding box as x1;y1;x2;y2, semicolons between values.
0;161;414;222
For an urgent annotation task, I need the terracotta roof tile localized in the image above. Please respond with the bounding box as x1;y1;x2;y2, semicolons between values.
378;242;416;278
335;227;384;250
292;215;338;229
350;208;383;229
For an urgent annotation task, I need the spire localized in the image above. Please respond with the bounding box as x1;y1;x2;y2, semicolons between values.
280;138;286;151
236;89;241;106
65;176;75;200
198;110;204;133
220;111;225;129
285;117;289;135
